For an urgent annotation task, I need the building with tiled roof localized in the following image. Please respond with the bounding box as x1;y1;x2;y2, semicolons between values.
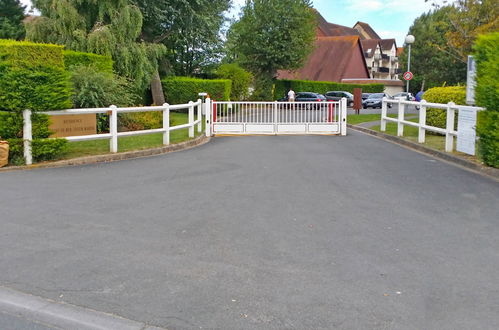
353;21;381;40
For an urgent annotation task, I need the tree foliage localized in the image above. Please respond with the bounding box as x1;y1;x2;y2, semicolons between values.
227;0;316;99
0;0;26;40
133;0;230;76
216;63;253;100
400;6;467;93
26;0;166;95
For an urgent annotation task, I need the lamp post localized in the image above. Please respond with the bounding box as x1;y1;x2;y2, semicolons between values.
405;34;416;93
405;34;415;93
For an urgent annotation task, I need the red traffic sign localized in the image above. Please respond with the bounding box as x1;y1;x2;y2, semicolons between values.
403;71;413;81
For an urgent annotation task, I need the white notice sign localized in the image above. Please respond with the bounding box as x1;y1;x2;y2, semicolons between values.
457;108;477;155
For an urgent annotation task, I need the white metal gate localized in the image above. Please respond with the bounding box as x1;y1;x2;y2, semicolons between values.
206;99;347;136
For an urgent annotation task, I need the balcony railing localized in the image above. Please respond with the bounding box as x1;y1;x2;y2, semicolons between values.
379;67;390;73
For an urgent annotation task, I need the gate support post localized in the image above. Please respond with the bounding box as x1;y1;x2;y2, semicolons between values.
163;103;170;145
340;98;347;136
109;105;118;153
188;101;194;138
197;99;202;133
205;97;212;137
23;109;33;165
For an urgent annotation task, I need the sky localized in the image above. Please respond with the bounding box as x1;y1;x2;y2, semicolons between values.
21;0;439;46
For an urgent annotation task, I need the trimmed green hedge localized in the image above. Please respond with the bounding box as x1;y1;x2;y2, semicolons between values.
0;39;71;164
423;86;466;129
215;64;253;100
63;50;113;74
274;79;384;100
0;39;72;111
162;77;231;104
474;32;499;168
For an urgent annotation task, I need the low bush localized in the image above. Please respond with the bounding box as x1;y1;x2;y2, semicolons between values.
422;86;466;129
162;77;231;104
215;64;253;100
474;32;499;167
273;79;384;100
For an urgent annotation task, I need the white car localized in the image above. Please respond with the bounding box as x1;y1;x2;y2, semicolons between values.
392;92;415;101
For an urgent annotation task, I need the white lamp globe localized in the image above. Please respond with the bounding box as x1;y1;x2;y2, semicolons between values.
405;35;415;44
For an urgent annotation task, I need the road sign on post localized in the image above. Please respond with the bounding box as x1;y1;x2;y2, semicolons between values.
403;71;413;81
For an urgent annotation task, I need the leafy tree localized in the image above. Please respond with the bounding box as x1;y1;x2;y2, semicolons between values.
0;0;26;40
399;6;467;93
216;63;253;100
26;0;166;101
133;0;230;77
228;0;316;100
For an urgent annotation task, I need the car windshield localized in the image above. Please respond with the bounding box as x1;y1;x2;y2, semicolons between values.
368;93;384;99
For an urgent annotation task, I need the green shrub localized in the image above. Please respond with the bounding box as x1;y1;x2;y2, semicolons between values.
162;77;231;104
423;86;466;129
63;50;114;74
0;112;67;164
119;112;163;131
0;39;72;111
273;79;384;100
216;64;253;100
474;32;499;168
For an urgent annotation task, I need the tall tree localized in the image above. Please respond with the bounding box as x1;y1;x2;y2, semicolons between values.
0;0;26;40
228;0;316;99
26;0;166;100
399;6;467;93
133;0;231;76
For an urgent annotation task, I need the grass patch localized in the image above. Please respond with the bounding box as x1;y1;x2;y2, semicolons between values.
347;114;396;125
63;112;203;159
370;118;447;151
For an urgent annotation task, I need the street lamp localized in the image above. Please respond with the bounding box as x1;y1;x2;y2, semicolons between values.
405;34;415;93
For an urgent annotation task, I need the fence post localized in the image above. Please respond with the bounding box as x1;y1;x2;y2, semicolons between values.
381;97;387;131
188;101;194;138
197;99;202;133
340;97;347;136
22;109;33;165
109;105;118;153
397;99;405;136
163;103;170;145
205;97;211;137
445;102;455;152
418;100;427;143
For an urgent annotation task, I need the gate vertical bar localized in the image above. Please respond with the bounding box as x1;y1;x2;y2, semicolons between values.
205;97;211;137
341;98;347;136
23;109;32;165
163;103;170;145
109;105;118;153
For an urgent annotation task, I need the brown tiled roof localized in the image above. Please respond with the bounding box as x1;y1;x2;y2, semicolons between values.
379;39;397;51
353;21;381;39
360;39;380;58
277;36;369;82
315;10;360;37
397;47;404;56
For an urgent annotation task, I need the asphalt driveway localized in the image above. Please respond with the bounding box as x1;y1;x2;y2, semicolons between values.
1;131;498;330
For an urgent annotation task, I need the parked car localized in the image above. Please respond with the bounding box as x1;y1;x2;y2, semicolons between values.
361;93;372;101
392;92;415;101
362;93;393;109
325;91;354;106
278;92;327;102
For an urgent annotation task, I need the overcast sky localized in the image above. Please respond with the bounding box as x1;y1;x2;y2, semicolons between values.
21;0;439;46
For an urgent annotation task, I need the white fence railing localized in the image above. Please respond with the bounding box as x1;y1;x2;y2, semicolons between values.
381;98;484;154
22;100;204;165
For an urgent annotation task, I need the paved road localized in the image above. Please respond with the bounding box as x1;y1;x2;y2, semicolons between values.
1;131;498;330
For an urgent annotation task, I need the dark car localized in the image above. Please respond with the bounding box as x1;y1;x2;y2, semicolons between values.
362;93;393;109
278;92;327;102
361;93;372;101
325;91;353;106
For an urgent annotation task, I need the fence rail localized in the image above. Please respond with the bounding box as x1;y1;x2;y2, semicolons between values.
22;100;204;165
381;98;483;154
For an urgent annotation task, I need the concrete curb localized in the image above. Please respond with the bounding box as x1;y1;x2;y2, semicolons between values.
0;286;165;330
0;135;210;172
348;124;499;181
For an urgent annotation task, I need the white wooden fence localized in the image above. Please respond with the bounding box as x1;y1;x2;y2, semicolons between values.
381;98;483;154
22;100;204;165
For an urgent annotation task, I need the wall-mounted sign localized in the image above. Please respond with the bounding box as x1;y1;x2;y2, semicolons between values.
49;114;97;138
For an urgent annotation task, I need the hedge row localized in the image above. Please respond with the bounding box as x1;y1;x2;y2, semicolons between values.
474;32;499;168
274;79;384;100
162;77;231;104
63;50;113;74
422;86;466;129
